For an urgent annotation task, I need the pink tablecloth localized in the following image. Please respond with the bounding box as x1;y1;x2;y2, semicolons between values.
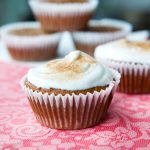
0;61;150;150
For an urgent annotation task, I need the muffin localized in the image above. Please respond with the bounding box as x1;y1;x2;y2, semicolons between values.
0;22;61;61
29;0;98;32
21;50;120;130
72;18;132;56
95;30;150;94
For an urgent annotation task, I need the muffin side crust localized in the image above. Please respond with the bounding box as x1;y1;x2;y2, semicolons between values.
25;79;107;96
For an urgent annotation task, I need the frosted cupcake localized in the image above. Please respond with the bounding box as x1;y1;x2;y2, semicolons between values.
0;22;61;61
95;30;150;94
72;18;132;55
21;50;120;129
29;0;98;32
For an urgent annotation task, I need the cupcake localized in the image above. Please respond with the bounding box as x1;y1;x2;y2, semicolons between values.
0;22;61;61
72;18;132;55
21;50;120;130
29;0;98;32
95;30;150;94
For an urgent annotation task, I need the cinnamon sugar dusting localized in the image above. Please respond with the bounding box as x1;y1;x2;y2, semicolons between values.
46;51;96;74
125;40;150;52
47;59;82;73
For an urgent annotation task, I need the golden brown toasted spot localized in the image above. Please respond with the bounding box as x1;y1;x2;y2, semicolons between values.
46;55;96;74
88;25;121;32
9;28;49;36
56;63;81;73
126;40;150;51
25;79;107;96
47;61;82;73
76;55;96;64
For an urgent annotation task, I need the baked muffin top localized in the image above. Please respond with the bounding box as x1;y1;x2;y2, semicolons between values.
26;51;114;90
94;30;150;64
0;22;51;38
88;25;121;32
86;18;132;33
9;28;47;36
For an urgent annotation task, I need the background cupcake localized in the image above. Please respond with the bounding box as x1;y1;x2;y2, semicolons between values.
94;30;150;94
0;22;61;61
72;18;132;56
21;51;120;130
29;0;98;32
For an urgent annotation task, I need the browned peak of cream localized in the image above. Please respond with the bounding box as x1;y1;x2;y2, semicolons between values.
46;51;96;74
9;28;48;36
42;0;86;3
27;50;114;90
88;25;121;32
125;39;150;52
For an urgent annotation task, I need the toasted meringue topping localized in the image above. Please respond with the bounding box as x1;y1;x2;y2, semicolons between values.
95;31;150;64
27;51;114;90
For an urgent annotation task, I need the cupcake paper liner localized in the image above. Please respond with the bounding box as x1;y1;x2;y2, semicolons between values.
99;59;150;94
29;0;98;32
20;69;120;130
0;22;61;61
72;18;132;55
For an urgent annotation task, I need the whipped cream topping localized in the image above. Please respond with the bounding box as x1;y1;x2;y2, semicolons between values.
95;30;150;64
27;51;114;90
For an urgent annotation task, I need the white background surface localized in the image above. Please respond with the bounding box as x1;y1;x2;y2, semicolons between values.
0;32;76;67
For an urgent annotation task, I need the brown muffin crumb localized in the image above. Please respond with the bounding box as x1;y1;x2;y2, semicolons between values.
25;79;107;96
88;25;121;32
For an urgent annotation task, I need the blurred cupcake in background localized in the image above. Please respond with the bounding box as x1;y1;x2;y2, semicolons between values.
29;0;98;32
0;22;61;61
95;30;150;94
72;18;132;55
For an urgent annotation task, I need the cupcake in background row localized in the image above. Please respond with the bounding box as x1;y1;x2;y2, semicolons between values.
95;30;150;94
72;18;132;55
21;50;120;129
0;22;61;61
29;0;98;32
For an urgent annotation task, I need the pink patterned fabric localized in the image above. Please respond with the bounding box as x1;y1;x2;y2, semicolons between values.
0;61;150;150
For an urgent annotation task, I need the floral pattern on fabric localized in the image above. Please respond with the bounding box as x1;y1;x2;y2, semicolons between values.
0;62;150;150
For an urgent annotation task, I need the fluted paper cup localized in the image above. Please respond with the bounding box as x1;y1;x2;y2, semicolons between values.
96;59;150;94
0;22;61;61
29;0;98;32
20;69;120;130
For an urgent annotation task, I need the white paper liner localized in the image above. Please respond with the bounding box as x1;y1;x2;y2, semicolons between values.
102;60;149;75
29;0;98;16
0;22;61;49
72;18;132;45
96;59;150;93
20;69;120;108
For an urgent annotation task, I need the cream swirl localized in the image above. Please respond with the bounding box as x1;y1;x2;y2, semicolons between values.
95;30;150;64
27;51;114;90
